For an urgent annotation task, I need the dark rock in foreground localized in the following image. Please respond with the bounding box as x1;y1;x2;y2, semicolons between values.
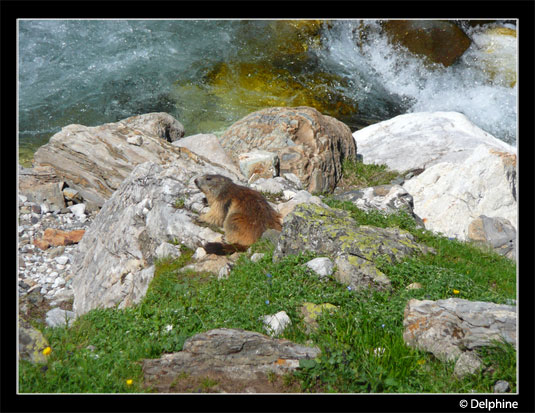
142;328;320;392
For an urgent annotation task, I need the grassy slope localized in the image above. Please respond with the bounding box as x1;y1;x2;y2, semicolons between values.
19;161;517;393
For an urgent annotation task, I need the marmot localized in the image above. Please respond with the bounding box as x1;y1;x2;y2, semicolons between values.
194;174;282;255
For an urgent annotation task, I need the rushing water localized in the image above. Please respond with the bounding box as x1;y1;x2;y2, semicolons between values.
18;19;517;164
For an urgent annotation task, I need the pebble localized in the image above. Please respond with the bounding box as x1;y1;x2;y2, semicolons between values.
55;256;69;265
17;198;97;304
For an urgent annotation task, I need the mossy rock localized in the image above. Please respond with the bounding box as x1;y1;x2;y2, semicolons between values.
273;203;433;291
19;319;50;364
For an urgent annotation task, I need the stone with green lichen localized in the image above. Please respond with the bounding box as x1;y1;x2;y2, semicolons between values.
19;319;50;364
274;203;433;291
300;302;338;333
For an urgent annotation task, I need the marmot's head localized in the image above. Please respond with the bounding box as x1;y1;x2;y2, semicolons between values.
194;174;232;196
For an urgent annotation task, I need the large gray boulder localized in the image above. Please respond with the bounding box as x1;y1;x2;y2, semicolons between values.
403;298;517;362
33;113;185;208
273;203;433;291
71;156;242;317
219;106;357;194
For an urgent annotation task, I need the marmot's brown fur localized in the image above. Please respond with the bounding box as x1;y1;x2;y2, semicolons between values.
194;174;282;255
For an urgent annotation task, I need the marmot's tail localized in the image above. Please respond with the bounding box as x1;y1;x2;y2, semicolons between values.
203;242;248;255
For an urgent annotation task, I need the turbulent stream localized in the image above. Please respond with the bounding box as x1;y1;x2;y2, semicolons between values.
18;19;517;164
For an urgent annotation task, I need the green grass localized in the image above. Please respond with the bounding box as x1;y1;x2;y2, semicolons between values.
337;159;404;190
19;163;517;393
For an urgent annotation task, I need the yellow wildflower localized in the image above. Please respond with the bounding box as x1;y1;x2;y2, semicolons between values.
42;347;52;356
126;379;133;386
453;289;460;295
417;359;426;365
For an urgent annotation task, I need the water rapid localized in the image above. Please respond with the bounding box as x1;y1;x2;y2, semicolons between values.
18;19;517;165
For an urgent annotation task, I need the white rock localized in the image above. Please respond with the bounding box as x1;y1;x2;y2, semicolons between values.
281;173;303;189
193;247;207;261
352;112;515;172
454;351;483;378
250;178;286;194
282;190;297;201
55;256;70;265
262;311;292;337
403;145;516;240
250;253;265;263
305;257;334;279
52;277;66;288
155;242;182;259
19;194;28;203
68;203;86;217
127;135;143;146
217;264;232;280
45;307;76;328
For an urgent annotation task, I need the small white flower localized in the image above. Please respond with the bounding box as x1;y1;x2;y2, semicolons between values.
165;324;173;332
373;347;386;357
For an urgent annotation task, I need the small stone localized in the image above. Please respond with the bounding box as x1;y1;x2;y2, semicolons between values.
52;277;66;288
63;187;82;202
300;302;338;333
250;253;265;263
406;282;423;290
305;257;334;279
45;307;76;328
19;194;28;203
282;190;297;201
155;242;182;260
193;247;207;261
31;204;42;214
55;255;69;265
262;311;291;337
68;203;86;217
454;351;483;378
493;380;511;393
127;135;143;146
48;246;66;258
217;264;232;280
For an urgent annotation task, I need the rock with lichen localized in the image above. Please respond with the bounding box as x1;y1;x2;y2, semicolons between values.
273;203;434;291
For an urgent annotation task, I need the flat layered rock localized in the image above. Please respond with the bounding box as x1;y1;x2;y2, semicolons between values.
403;298;516;362
142;328;320;392
33;113;185;207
